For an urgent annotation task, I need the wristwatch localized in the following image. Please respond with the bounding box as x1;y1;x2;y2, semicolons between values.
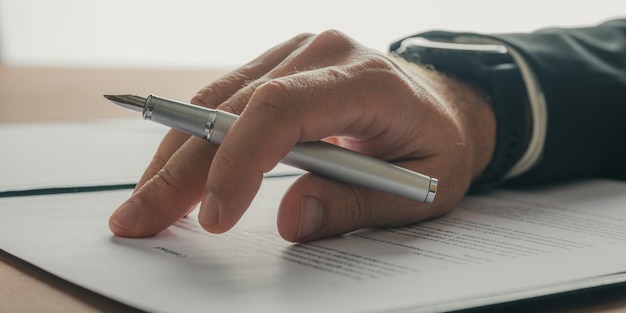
392;34;531;188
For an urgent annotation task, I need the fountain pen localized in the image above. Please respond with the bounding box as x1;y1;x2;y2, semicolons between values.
104;94;437;203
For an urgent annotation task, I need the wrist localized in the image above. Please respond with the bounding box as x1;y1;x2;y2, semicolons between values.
393;57;496;182
391;35;533;188
420;67;497;180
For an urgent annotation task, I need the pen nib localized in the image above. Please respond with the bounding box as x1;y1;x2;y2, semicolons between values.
104;94;146;113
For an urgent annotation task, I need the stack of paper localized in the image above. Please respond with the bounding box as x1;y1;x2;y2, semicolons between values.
1;176;626;312
2;119;626;312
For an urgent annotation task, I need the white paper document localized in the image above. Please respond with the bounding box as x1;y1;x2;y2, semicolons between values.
1;177;626;312
0;119;166;192
0;119;302;194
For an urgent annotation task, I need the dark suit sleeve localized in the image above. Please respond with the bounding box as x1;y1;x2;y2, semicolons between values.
391;19;626;185
489;19;626;185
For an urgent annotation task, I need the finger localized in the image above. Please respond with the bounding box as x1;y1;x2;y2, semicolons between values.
112;34;315;237
134;129;191;192
199;57;426;233
276;158;466;242
110;137;216;237
134;33;315;191
215;30;359;116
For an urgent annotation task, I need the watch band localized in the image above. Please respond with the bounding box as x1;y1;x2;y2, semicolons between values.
475;63;529;187
393;34;531;188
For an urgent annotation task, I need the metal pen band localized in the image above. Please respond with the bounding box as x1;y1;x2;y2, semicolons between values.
143;95;214;140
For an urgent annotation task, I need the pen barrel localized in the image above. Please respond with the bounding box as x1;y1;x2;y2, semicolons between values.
283;142;437;203
206;110;436;203
144;95;436;203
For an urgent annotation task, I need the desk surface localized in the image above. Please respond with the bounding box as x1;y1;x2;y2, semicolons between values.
1;65;626;313
0;65;227;123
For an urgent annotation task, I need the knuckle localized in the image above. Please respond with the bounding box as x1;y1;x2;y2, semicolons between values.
299;29;354;59
334;186;379;231
192;85;225;108
140;150;174;186
248;80;293;114
218;78;268;115
213;144;241;171
360;54;395;72
192;71;254;108
149;151;170;171
257;79;291;96
345;54;396;81
229;71;255;87
151;167;184;194
292;32;316;43
217;91;252;115
281;33;316;51
323;66;350;82
313;29;352;49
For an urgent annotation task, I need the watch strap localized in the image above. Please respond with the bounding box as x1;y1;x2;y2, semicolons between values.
392;33;531;189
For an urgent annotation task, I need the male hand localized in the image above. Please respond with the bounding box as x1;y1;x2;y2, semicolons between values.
109;30;496;242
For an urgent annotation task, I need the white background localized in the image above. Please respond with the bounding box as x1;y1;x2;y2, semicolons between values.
0;0;624;69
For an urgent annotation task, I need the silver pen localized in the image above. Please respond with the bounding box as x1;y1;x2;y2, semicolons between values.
104;94;437;203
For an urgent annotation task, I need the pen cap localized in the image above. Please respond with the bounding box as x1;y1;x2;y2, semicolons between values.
144;95;214;139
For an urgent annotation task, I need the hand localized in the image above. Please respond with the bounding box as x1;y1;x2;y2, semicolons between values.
109;30;496;242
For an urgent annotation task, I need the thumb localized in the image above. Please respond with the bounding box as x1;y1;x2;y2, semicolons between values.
276;171;446;242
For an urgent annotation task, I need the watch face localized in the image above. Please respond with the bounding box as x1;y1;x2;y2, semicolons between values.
397;37;508;55
396;36;514;69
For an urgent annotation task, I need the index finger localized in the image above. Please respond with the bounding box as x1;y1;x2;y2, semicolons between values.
198;64;391;233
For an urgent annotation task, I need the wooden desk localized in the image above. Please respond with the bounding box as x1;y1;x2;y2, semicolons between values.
1;66;626;313
0;65;227;123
